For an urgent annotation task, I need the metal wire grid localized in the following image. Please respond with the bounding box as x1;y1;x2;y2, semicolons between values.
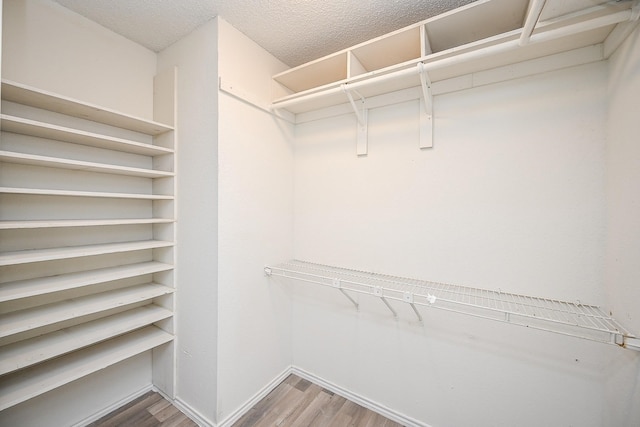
267;260;634;345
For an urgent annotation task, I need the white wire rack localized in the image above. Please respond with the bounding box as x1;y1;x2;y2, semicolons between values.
264;260;639;350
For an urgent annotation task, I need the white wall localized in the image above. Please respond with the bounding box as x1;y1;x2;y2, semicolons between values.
604;25;640;427
216;18;294;424
292;62;616;426
0;2;158;425
2;0;156;118
157;19;220;424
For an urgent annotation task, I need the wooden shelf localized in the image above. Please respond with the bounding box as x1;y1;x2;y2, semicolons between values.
0;283;174;339
273;52;348;94
0;150;174;178
1;80;173;135
0;240;173;266
0;326;173;411
0;261;173;303
0;305;172;375
350;26;422;76
0;71;177;409
0;115;173;156
0;186;174;200
0;218;174;230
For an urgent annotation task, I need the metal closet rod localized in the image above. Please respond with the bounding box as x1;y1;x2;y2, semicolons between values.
272;4;636;111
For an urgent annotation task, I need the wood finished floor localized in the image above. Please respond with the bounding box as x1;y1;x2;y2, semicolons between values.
89;374;404;427
232;375;404;427
87;391;197;427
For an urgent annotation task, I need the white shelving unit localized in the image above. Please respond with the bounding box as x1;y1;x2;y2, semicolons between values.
265;260;640;350
0;75;177;410
271;0;639;118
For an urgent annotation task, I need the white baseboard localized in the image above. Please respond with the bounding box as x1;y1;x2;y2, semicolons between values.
72;384;153;427
216;366;292;427
76;366;428;427
291;366;431;427
170;395;216;427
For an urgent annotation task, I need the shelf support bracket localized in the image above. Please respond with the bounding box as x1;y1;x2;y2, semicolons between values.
403;292;423;322
520;0;547;46
374;287;397;317
418;63;433;149
342;84;368;156
333;279;359;309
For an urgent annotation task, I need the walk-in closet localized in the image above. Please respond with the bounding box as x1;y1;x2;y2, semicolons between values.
1;0;639;426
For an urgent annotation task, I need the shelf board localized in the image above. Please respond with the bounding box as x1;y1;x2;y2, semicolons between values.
266;260;636;346
0;186;174;200
0;150;174;178
0;305;172;375
273;52;348;93
0;240;173;266
1;80;174;135
0;218;174;229
0;325;173;411
0;283;174;339
0;114;173;156
0;261;173;303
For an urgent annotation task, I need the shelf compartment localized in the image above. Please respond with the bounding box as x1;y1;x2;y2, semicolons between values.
0;325;173;411
0;261;174;303
0;151;174;178
0;114;173;156
0;186;174;200
0;240;173;266
265;260;637;347
350;26;422;75
1;80;173;135
0;283;174;339
0;304;172;375
0;218;174;230
273;52;348;94
423;0;528;53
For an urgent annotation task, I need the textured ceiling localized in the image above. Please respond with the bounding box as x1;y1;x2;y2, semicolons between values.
53;0;478;67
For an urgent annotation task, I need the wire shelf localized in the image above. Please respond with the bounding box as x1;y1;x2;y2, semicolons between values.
265;260;638;349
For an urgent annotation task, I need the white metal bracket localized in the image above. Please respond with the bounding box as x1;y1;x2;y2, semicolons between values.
333;278;359;309
342;84;368;156
403;292;423;322
374;286;398;317
623;336;640;351
417;63;433;149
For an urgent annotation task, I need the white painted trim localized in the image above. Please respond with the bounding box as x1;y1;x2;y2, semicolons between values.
170;394;216;427
70;384;153;427
217;366;292;427
291;366;431;427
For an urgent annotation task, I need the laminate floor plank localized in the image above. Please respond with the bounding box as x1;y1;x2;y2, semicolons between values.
89;391;197;427
91;374;403;427
232;375;405;427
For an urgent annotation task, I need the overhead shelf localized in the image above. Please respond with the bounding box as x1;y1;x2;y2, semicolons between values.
271;0;638;115
265;260;639;350
0;326;173;411
1;80;173;135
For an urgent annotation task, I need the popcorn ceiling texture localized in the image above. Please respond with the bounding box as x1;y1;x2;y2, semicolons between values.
53;0;477;67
